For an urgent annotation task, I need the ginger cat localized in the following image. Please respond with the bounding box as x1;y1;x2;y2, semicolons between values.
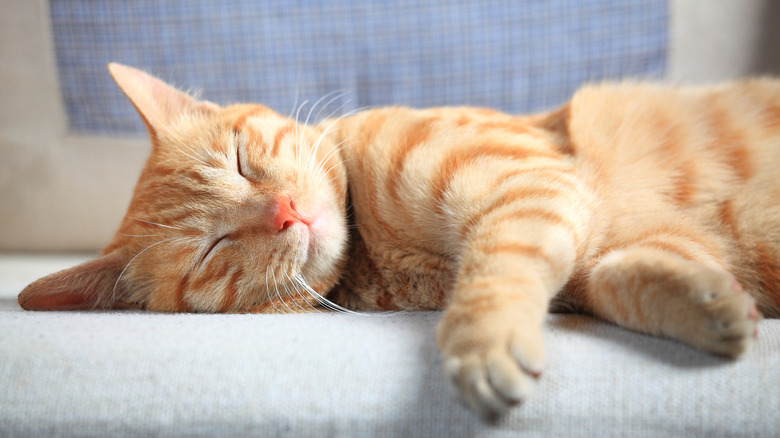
19;64;778;419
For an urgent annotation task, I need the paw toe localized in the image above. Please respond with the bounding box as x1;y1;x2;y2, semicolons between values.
699;291;760;357
486;350;535;406
442;337;544;419
446;356;510;420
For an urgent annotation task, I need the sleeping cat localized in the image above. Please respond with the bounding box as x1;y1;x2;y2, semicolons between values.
19;63;779;419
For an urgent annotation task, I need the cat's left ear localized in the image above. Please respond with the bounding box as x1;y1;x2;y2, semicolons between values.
107;62;218;142
17;251;138;311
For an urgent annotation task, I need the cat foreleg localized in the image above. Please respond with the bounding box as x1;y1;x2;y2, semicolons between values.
436;219;578;419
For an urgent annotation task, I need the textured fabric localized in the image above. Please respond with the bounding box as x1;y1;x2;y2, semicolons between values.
50;0;668;134
1;255;779;437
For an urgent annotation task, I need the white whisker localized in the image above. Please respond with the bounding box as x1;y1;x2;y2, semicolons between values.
131;98;210;167
293;274;357;314
281;272;307;312
312;140;355;188
264;264;283;314
307;106;371;174
287;86;301;120
286;271;321;313
112;236;187;303
301;92;345;173
128;217;184;230
121;233;163;238
314;91;350;123
305;91;342;129
269;266;285;314
295;98;355;177
294;99;310;171
293;274;404;316
271;265;295;314
318;99;353;126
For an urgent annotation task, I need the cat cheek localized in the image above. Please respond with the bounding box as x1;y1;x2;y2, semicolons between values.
308;214;329;235
306;212;344;258
304;220;327;257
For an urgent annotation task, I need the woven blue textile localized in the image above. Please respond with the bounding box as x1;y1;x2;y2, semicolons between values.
50;0;668;134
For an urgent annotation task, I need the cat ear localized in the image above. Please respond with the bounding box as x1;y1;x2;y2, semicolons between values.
107;62;218;140
17;251;137;311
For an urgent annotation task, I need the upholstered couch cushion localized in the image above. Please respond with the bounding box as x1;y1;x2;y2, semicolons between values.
1;255;778;437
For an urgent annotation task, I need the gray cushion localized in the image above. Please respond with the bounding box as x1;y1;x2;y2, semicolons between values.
1;256;778;437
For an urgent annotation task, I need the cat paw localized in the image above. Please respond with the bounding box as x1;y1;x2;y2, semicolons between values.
592;250;762;359
679;267;761;357
436;311;545;420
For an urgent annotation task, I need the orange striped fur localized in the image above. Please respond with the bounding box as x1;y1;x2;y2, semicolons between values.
329;80;779;418
18;64;780;419
19;64;349;314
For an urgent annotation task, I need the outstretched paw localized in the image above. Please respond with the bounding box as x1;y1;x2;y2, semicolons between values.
437;310;545;420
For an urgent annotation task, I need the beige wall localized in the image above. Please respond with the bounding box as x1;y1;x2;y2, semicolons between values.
669;0;780;82
1;0;148;251
2;0;780;251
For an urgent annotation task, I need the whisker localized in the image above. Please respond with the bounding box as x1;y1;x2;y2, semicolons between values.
111;236;187;304
312;138;354;187
128;217;184;230
282;271;308;312
313;147;354;189
287;85;301;120
301;92;345;173
131;97;211;166
170;146;210;167
314;90;350;123
265;264;283;314
269;265;286;314
305;107;345;173
298;92;349;169
292;274;362;315
271;265;295;314
302;99;351;174
318;98;354;126
291;274;341;312
307;105;371;174
121;233;163;238
304;90;343;129
297;273;415;316
286;271;321;313
294;99;310;172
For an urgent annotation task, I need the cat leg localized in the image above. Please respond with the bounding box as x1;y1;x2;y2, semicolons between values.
587;246;761;357
436;217;578;419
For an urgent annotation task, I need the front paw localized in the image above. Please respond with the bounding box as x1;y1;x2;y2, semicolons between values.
436;307;545;420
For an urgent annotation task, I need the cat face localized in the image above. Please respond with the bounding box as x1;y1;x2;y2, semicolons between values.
18;64;348;313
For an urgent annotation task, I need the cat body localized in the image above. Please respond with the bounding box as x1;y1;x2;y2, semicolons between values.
328;82;776;416
335;80;780;318
18;65;778;419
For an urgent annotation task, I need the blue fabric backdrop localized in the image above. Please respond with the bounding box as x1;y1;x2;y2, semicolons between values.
50;0;668;134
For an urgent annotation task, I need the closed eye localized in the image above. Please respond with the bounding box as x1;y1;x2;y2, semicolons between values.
198;235;229;269
236;145;246;178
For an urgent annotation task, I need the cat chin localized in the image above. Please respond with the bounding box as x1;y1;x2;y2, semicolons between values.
299;210;347;280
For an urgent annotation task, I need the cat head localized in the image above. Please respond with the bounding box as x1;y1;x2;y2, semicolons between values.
18;63;349;313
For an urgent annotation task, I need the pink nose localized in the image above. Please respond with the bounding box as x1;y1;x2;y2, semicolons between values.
273;196;307;231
